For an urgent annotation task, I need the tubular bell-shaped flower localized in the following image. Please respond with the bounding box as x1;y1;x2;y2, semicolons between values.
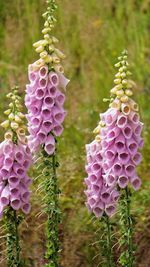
85;137;119;218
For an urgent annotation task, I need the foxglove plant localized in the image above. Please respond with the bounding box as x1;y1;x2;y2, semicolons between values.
85;50;143;267
105;50;143;267
25;1;69;266
0;86;32;267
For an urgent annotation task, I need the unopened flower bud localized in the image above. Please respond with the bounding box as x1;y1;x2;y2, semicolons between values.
122;65;127;71
15;115;22;123
114;62;120;68
125;89;133;97
121;72;126;78
119;67;124;73
44;34;50;40
95;135;101;142
116;90;124;97
49;45;55;52
7;93;13;98
44;55;52;63
99;121;105;127
44;21;49;27
52;55;60;64
42;28;50;34
54;64;64;73
33;40;48;48
55;48;66;59
40;51;48;59
93;125;100;134
4;109;11;115
12;95;16;101
11;121;19;130
8;113;15;121
35;46;44;53
115;84;123;90
110;87;117;94
122;79;127;86
1;120;10;129
115;72;121;78
127;71;132;76
110;98;121;109
114;79;121;85
120;95;129;102
52;36;59;43
103;98;110;102
9;103;13;108
18;112;25;119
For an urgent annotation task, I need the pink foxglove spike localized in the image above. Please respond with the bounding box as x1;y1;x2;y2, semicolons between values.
0;87;32;217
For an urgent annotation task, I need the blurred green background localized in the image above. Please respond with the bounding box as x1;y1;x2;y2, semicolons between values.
0;0;150;266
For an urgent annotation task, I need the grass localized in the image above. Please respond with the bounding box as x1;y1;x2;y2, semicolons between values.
0;0;150;266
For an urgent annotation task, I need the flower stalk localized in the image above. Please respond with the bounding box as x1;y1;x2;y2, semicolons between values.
119;187;135;267
102;215;114;267
4;205;23;267
42;149;60;267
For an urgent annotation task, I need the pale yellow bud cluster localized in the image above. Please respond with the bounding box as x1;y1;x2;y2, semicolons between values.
32;1;65;73
109;50;139;112
1;86;27;144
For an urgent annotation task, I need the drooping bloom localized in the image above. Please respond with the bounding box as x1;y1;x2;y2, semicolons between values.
25;7;69;155
0;87;32;217
85;139;119;218
85;50;143;218
100;105;143;191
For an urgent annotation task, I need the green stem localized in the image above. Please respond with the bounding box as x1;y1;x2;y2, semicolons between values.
106;215;112;267
125;187;134;267
43;151;60;267
100;215;114;267
5;208;16;267
104;215;114;267
14;210;21;266
119;187;134;267
5;208;21;267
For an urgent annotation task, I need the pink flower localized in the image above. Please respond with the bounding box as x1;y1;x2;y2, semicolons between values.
100;107;143;190
25;68;69;155
85;51;144;218
0;140;32;217
85;140;119;218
